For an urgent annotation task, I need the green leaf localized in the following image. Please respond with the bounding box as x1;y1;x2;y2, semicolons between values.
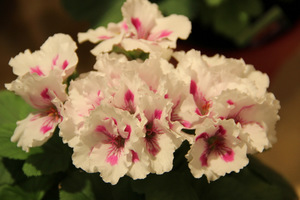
158;0;196;19
0;123;42;160
213;2;250;38
2;158;27;183
25;130;72;175
22;162;42;177
131;163;198;200
92;0;124;28
0;184;44;200
60;170;95;200
0;90;34;126
86;173;114;200
61;0;123;27
0;158;14;185
111;176;143;200
0;124;30;160
111;45;149;61
18;175;58;196
0;91;38;160
190;156;298;200
205;0;224;7
3;157;62;199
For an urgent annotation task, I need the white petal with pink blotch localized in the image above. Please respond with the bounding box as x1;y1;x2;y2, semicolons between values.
5;70;67;109
59;71;110;147
137;91;182;174
212;89;280;153
9;33;78;80
6;70;66;151
187;119;248;182
72;104;145;185
78;0;191;56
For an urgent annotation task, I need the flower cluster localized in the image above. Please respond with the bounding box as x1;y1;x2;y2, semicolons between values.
6;0;279;185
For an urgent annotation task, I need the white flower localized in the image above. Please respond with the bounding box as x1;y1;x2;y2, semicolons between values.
59;71;110;147
137;91;182;174
163;68;194;143
94;52;174;95
187;119;248;182
212;89;280;153
72;104;145;185
78;0;191;56
173;50;220;127
5;70;67;151
202;54;270;99
173;49;273;128
78;22;126;54
9;33;78;80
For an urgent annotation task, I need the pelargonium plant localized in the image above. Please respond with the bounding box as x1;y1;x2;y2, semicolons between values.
0;0;297;199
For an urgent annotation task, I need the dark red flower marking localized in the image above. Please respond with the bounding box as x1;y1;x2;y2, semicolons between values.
144;109;163;157
196;125;234;167
95;123;131;166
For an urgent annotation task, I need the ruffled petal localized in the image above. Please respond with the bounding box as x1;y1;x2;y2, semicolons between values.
187;119;248;182
9;33;78;79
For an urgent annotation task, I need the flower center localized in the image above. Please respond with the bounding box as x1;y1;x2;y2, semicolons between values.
46;106;61;122
198;126;234;166
113;135;126;149
145;122;160;156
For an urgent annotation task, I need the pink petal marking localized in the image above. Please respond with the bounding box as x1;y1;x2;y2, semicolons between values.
131;17;142;32
195;108;201;116
227;99;234;105
106;154;119;166
88;146;94;156
145;121;162;156
124;124;131;140
131;150;139;163
112;117;118;126
61;60;69;70
228;104;262;127
200;153;209;167
197;126;234;166
95;125;108;135
158;30;172;39
121;21;129;32
222;149;234;162
218;125;226;135
190;80;197;96
123;89;136;113
148;30;172;41
145;135;160;156
95;90;103;105
30;66;44;76
41;124;53;134
52;54;59;66
95;124;126;166
170;100;192;128
98;35;111;40
41;88;51;100
182;120;192;128
125;89;134;104
154;109;162;120
39;106;62;134
124;124;132;134
131;17;148;39
190;80;211;115
196;132;209;142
